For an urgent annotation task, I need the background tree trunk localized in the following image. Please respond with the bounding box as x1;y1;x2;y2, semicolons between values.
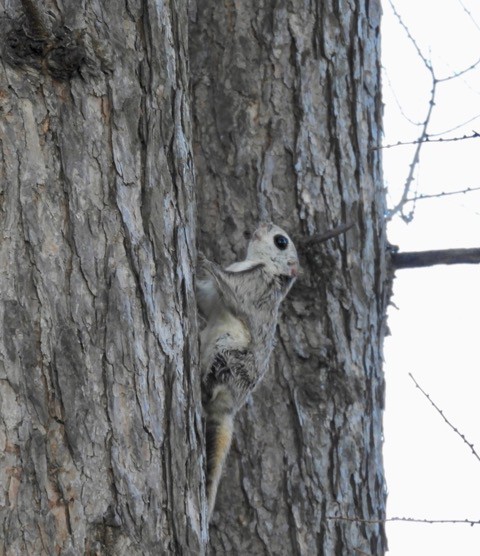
0;1;206;554
190;0;388;554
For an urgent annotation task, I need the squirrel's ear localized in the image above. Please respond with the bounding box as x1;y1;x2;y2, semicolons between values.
253;221;272;240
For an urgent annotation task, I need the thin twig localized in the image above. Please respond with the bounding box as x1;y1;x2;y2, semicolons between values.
437;55;480;82
376;131;480;150
429;115;480;137
327;515;480;526
387;0;431;71
404;186;480;204
382;66;422;126
458;0;480;32
299;222;354;247
409;373;480;464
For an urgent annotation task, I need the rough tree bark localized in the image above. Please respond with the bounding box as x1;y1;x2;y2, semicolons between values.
190;0;388;554
1;0;388;554
0;1;206;554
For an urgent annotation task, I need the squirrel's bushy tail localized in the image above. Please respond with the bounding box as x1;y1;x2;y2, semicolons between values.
205;387;235;521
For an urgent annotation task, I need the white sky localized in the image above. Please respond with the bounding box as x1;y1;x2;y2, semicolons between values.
382;0;480;554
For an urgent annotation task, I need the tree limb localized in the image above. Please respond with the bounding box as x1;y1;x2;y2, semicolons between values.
392;248;480;269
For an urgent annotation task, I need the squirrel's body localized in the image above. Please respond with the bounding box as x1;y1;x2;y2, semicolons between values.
197;223;299;519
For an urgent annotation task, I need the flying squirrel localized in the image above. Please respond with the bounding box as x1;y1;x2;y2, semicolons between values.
196;222;299;520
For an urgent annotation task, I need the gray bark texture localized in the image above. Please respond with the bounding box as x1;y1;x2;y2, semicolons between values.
0;0;388;554
190;0;388;555
0;1;206;554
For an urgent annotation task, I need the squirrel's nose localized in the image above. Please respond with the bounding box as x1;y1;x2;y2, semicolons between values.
288;260;299;277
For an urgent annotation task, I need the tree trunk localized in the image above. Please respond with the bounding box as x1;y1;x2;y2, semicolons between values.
0;1;205;554
1;0;388;554
190;0;388;554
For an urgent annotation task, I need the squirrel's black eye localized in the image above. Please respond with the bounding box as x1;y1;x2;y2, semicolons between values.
274;234;289;250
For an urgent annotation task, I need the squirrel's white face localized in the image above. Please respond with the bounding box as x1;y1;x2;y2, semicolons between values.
246;223;299;280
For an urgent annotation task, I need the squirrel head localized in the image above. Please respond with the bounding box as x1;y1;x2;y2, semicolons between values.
246;222;299;284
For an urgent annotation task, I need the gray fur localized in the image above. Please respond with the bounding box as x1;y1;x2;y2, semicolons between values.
197;223;299;520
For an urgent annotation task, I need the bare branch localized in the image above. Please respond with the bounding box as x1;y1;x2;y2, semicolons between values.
299;222;354;247
376;131;480;151
392;248;480;270
409;373;480;464
437;55;480;83
384;2;438;222
385;2;480;223
385;82;436;222
387;0;432;71
429;115;480;137
404;186;480;204
327;515;480;526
